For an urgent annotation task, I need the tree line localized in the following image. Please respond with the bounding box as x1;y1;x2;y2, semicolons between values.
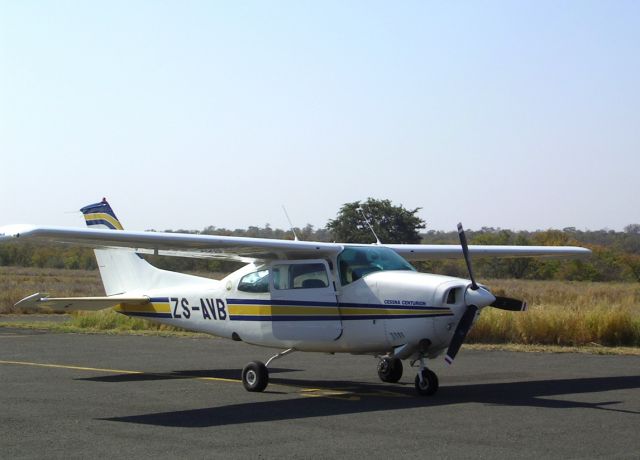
0;198;639;282
1;226;639;282
419;227;640;282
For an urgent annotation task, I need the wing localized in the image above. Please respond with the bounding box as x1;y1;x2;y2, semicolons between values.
0;224;343;261
386;244;591;261
0;224;591;262
15;293;149;312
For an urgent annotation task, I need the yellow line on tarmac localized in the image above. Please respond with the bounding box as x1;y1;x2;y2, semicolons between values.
0;359;240;384
0;359;400;399
0;360;144;375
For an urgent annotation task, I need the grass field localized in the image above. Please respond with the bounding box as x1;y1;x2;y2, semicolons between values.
469;279;640;346
0;266;104;311
1;266;639;347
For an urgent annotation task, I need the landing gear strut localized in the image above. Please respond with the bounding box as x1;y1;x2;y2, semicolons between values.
241;348;295;393
414;356;438;396
377;356;403;383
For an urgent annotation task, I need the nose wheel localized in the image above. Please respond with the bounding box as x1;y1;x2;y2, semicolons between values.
414;356;439;396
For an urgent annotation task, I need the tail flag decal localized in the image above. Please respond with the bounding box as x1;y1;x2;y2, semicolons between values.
80;198;124;230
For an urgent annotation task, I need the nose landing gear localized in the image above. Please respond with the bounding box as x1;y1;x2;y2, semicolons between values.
414;356;439;396
376;355;439;396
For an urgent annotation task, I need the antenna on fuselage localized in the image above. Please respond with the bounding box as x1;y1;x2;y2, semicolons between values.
358;207;381;245
282;205;299;241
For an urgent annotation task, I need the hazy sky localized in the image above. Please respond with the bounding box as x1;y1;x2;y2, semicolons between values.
1;1;638;233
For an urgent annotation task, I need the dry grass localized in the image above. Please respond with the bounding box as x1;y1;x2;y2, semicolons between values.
469;280;640;346
0;266;225;314
0;266;103;313
69;309;184;332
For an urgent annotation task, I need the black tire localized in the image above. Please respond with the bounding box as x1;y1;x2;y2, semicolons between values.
377;357;403;383
414;369;439;396
242;361;269;392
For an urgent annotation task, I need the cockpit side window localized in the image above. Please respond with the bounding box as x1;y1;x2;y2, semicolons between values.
338;247;415;285
272;263;329;290
238;269;270;293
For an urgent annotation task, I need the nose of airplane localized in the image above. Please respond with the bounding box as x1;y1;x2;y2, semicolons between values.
464;285;496;309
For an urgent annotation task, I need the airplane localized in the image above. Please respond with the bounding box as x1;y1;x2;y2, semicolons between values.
0;199;591;396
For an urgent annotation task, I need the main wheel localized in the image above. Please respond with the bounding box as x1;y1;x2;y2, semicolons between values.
414;369;439;396
377;357;403;383
242;361;269;392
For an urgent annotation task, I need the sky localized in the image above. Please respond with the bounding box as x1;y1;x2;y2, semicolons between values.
1;1;639;233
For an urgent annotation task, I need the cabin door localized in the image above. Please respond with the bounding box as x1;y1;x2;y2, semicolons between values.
269;259;342;341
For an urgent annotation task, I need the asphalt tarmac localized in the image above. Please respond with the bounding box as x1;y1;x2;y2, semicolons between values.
1;326;639;459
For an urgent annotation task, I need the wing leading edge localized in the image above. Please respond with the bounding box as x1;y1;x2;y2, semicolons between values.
0;224;343;262
0;224;591;262
387;244;592;261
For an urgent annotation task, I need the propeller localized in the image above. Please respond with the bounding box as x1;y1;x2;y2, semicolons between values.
491;296;527;312
444;304;478;365
445;223;527;364
457;223;478;290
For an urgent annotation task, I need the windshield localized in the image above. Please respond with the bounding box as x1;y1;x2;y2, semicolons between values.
338;247;415;285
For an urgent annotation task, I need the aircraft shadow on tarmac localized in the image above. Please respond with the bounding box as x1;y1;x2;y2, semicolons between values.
79;367;298;383
99;373;640;428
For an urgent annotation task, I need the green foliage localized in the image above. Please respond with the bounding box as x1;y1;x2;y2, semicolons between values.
421;227;640;282
2;216;640;282
326;198;425;244
0;243;97;270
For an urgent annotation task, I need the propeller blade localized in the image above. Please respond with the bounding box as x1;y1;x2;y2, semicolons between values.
444;305;478;365
457;223;478;290
491;296;528;312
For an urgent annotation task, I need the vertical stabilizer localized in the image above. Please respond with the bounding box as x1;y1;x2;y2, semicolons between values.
80;198;208;295
80;198;124;230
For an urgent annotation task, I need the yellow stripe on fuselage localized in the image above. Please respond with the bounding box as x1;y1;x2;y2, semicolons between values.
228;304;338;316
228;303;450;317
114;302;171;314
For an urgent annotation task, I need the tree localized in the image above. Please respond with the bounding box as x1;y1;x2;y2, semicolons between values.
326;198;425;244
624;224;640;234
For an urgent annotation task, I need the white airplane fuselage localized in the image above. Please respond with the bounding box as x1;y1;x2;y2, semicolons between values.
116;263;469;358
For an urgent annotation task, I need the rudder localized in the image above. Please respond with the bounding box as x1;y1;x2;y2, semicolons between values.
80;198;190;296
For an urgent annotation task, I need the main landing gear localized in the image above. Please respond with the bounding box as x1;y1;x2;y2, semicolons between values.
377;357;403;383
241;348;294;392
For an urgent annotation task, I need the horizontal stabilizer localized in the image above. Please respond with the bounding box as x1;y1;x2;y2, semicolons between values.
15;293;150;312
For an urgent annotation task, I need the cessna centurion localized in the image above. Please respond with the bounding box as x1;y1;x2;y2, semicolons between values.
0;199;591;396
